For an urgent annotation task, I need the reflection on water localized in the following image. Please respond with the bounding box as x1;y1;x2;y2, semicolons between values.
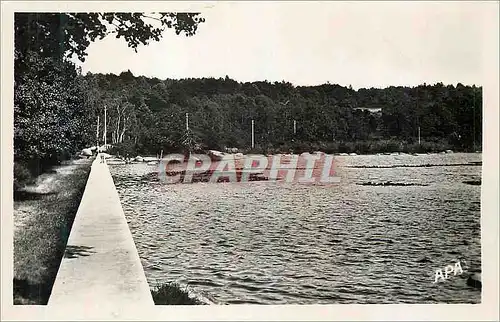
110;153;482;304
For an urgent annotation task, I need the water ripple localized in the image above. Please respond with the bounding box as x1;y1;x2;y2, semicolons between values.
110;153;482;304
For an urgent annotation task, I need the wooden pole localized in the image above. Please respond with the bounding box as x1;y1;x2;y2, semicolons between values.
96;115;100;149
473;89;476;151
251;119;255;148
104;105;107;148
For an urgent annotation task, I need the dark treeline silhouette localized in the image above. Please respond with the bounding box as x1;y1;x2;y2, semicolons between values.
85;71;482;156
13;12;205;187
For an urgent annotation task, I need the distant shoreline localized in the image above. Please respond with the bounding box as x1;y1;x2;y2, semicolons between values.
108;137;482;161
108;150;482;162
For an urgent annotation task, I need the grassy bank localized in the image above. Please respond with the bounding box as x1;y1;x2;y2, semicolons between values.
13;158;92;304
151;282;205;305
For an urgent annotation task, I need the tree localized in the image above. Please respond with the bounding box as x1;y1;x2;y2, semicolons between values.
82;74;481;155
14;52;90;170
14;12;206;181
15;13;205;63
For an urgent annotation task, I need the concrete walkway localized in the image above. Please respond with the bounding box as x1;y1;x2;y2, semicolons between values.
48;154;154;311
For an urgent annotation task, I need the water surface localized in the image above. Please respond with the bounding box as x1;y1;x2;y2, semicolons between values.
110;152;482;304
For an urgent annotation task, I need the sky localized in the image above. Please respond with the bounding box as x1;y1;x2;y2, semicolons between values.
73;1;495;90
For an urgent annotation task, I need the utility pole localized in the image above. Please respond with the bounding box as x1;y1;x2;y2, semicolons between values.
293;119;297;135
473;90;476;151
183;112;191;161
251;119;255;149
96;115;100;149
104;105;107;148
416;87;420;146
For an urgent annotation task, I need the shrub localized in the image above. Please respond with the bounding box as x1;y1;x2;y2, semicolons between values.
14;162;34;190
151;282;204;305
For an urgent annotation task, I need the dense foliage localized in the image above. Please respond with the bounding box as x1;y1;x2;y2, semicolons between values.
14;13;204;182
15;13;205;62
87;72;482;156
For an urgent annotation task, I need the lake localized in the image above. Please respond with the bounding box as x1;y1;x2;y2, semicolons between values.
110;152;482;304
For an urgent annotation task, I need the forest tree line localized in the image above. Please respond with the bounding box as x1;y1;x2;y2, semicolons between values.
84;71;482;157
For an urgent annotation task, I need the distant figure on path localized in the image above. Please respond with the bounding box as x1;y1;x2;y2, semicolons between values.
97;148;105;164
